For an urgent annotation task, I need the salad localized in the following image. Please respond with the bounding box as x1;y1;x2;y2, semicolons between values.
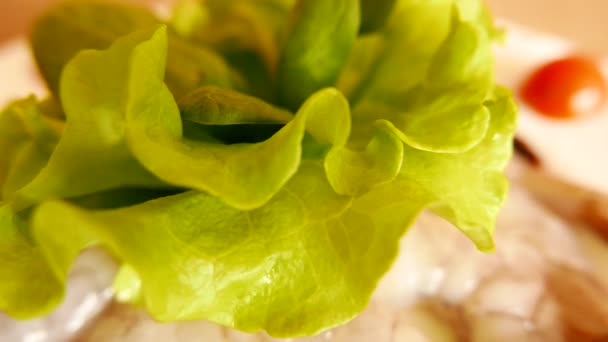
0;0;516;339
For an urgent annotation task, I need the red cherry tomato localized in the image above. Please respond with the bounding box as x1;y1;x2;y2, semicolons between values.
521;56;608;119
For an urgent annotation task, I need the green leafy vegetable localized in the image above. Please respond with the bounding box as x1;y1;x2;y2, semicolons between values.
171;0;297;102
173;0;293;72
116;27;355;210
32;162;419;336
278;0;360;109
349;11;494;153
359;0;396;34
0;203;94;318
345;1;451;106
13;28;167;208
397;87;516;251
0;0;516;338
171;0;207;38
31;1;242;99
0;98;62;200
179;86;293;125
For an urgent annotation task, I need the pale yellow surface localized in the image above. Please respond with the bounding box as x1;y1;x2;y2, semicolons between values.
487;0;608;54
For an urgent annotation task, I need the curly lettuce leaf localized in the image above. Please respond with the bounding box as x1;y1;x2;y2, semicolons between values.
398;87;516;251
32;160;420;337
15;90;512;332
126;79;350;209
173;0;294;73
325;120;403;196
344;0;500;103
0;98;62;200
359;0;396;34
12;29;168;207
171;0;296;102
346;1;451;105
31;1;242;99
116;27;400;209
345;6;495;154
178;86;293;125
2;25;405;336
278;0;360;109
0;204;94;318
0;0;517;337
339;4;515;248
0;205;62;318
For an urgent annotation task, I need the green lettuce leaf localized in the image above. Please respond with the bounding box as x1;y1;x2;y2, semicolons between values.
126;80;397;209
346;1;452;105
31;1;243;99
0;204;61;318
278;0;360;109
173;0;294;72
2;26;405;336
0;203;94;318
171;0;296;102
178;86;293;125
116;27;400;209
344;4;495;154
12;28;169;208
397;87;516;251
0;0;517;338
124;38;340;210
359;0;396;34
0;190;176;318
0;98;62;200
32;160;420;337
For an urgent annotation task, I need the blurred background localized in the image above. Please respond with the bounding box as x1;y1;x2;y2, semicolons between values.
1;1;607;341
1;0;608;53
